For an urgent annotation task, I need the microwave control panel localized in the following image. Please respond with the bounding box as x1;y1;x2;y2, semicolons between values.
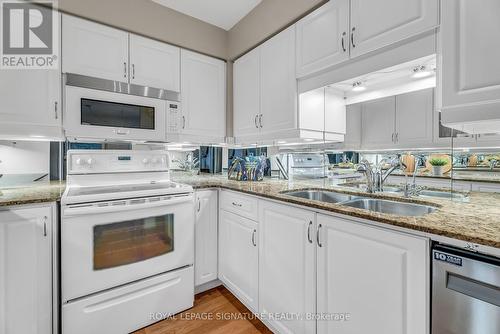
167;102;181;133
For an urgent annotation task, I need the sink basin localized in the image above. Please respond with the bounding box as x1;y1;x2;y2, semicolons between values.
418;190;468;201
341;198;437;216
284;190;357;203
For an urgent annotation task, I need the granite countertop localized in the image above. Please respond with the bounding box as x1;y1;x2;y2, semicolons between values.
0;181;65;207
1;174;498;248
171;173;500;248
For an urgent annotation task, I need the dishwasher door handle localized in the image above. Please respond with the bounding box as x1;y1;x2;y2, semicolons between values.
447;272;500;307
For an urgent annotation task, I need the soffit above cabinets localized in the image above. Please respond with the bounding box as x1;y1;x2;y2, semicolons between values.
151;0;262;30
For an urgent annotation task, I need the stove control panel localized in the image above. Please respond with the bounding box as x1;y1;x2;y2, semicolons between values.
68;150;170;174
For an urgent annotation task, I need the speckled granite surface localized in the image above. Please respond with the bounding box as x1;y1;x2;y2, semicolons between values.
171;173;500;248
1;175;498;248
0;181;65;207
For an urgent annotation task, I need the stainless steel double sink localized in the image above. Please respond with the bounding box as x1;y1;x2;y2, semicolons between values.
283;190;437;217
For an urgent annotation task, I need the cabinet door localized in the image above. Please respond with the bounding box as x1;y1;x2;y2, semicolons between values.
258;201;316;334
233;48;261;138
350;0;438;57
62;15;129;82
0;69;61;139
440;0;500;109
260;26;297;135
218;210;258;312
0;206;53;334
317;214;429;334
296;0;350;78
361;96;396;149
344;103;362;149
395;88;434;148
181;50;226;140
194;190;218;286
129;34;180;91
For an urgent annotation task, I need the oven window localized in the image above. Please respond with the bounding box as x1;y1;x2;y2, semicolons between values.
81;98;155;130
93;214;173;270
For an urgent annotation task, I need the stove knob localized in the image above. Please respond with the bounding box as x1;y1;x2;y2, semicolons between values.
87;158;94;166
75;158;84;166
142;158;150;164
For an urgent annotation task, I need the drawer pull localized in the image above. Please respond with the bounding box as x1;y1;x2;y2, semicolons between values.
232;202;242;207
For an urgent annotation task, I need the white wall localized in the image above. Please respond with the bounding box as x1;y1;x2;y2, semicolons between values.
0;141;50;174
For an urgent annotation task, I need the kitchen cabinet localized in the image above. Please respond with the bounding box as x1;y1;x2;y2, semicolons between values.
258;201;316;334
218;210;258;312
349;0;439;58
179;50;226;142
260;26;297;136
361;96;396;149
194;190;218;286
233;48;261;138
129;34;180;92
63;15;181;91
343;103;362;149
395;88;434;148
0;204;55;334
296;0;350;78
0;68;62;140
439;0;500;132
316;214;429;334
63;15;129;82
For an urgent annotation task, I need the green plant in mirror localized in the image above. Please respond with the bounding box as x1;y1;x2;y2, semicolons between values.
429;158;448;166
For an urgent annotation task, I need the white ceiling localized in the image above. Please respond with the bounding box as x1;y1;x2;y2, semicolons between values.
152;0;262;30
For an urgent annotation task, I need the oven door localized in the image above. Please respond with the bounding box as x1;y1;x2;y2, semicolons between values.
61;194;194;302
64;86;166;141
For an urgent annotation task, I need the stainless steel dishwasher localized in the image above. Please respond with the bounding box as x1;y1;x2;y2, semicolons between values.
432;244;500;334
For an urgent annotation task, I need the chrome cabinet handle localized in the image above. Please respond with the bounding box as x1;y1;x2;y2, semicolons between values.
259;114;263;128
307;221;313;244
197;199;201;212
351;27;356;48
43;216;48;237
252;229;257;247
395;133;399;142
341;32;346;52
232;202;242;207
182;116;186;129
54;101;58;120
132;64;135;79
392;133;395;143
316;224;322;247
123;62;127;78
254;114;259;128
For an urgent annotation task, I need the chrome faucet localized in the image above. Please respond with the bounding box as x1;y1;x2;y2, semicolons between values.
403;155;425;197
356;158;407;193
490;159;498;170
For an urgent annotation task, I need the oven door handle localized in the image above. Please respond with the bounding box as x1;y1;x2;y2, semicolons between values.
63;195;193;217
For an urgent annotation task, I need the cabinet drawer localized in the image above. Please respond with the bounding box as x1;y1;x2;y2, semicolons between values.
220;190;259;221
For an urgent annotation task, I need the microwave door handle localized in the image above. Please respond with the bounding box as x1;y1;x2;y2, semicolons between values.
63;195;192;217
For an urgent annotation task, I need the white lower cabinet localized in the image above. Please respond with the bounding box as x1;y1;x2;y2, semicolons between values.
218;209;258;312
316;214;429;334
0;204;55;334
194;190;218;286
258;201;316;334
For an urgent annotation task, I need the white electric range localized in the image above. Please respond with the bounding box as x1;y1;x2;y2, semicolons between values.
61;150;194;334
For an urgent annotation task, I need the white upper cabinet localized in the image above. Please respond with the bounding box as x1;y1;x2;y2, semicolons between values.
260;26;297;136
296;0;350;78
129;34;180;91
0;69;61;140
194;190;218;287
0;205;54;334
63;15;129;82
440;0;500;120
258;201;316;334
180;50;226;141
343;103;362;149
361;96;396;148
233;48;261;138
317;214;429;334
218;210;258;312
350;0;439;58
395;88;434;147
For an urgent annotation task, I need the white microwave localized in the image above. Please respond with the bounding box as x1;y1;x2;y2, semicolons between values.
64;85;168;142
